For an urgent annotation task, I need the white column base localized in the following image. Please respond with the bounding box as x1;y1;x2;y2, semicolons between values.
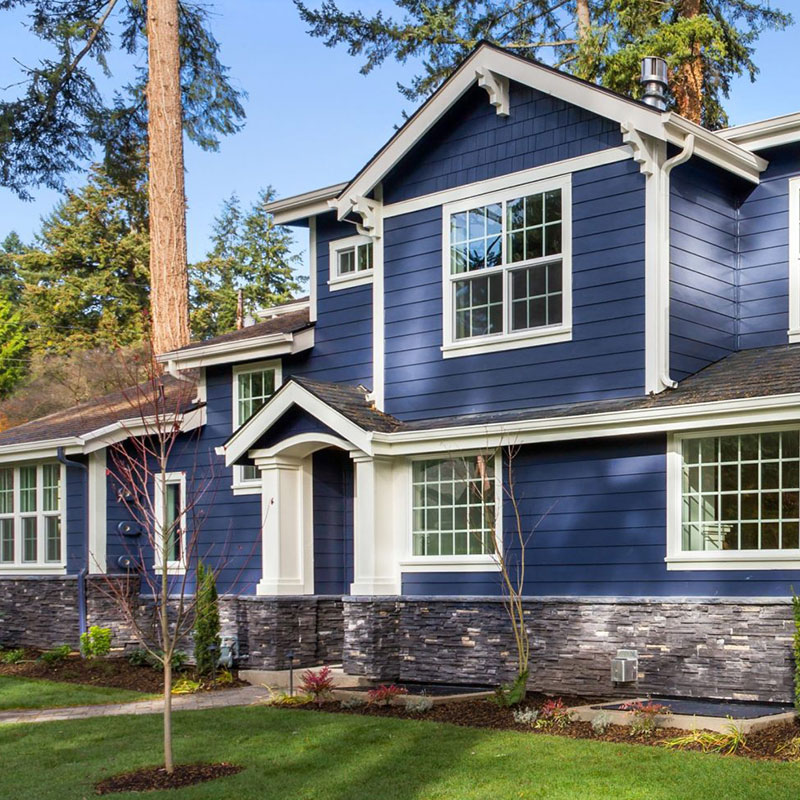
350;578;401;596
255;578;309;596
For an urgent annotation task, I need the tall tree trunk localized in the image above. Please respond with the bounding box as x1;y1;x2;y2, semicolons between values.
146;0;190;355
674;0;704;124
573;0;593;81
576;0;591;38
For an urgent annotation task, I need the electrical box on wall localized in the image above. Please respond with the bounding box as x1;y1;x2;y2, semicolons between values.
611;649;638;683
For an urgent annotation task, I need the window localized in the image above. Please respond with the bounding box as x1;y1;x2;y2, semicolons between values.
328;235;374;290
154;472;186;571
0;463;64;570
443;176;571;357
232;361;281;488
411;455;497;557
669;428;800;569
789;176;800;341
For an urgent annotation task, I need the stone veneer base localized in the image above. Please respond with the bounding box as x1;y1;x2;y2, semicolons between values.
342;595;796;704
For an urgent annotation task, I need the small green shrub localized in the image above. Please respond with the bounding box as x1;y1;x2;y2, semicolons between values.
172;676;202;694
80;626;113;659
340;695;367;709
40;645;71;665
216;668;234;685
129;649;188;671
193;561;221;679
262;687;311;707
591;711;612;735
127;649;150;667
0;648;25;664
404;695;434;714
512;706;539;726
491;670;529;707
663;721;747;755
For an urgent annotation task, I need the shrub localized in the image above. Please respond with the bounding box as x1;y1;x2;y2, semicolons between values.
127;648;187;671
80;625;112;659
663;721;747;756
777;735;800;761
262;687;311;707
621;700;672;737
172;676;202;694
491;670;529;708
367;684;408;706
591;711;612;735
404;695;434;714
40;645;71;665
193;561;221;679
299;665;335;706
127;649;150;667
512;706;539;726
0;648;25;664
216;668;234;685
534;698;574;730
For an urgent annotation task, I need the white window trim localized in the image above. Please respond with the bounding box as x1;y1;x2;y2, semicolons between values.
328;234;374;291
231;359;282;494
441;173;572;359
153;471;187;574
0;462;67;574
788;176;800;343
400;449;503;572
667;425;800;571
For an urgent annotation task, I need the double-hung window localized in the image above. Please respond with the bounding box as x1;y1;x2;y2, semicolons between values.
410;454;499;562
232;361;281;489
0;463;64;571
328;234;374;290
669;428;800;569
443;176;571;357
154;472;186;571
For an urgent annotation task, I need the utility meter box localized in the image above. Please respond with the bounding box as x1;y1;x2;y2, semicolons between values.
611;649;638;683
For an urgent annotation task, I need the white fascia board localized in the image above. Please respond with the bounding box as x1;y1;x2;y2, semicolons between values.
663;115;766;183
158;327;314;371
369;393;800;455
223;382;373;466
0;438;83;463
264;182;348;225
717;111;800;151
256;299;311;320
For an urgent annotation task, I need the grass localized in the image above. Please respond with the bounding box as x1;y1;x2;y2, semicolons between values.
0;676;151;710
1;706;800;799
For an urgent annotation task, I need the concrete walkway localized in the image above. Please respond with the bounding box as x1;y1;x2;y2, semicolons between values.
0;685;270;725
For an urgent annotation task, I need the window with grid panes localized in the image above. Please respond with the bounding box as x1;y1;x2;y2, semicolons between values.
412;456;496;556
681;430;800;552
448;186;564;341
235;366;278;482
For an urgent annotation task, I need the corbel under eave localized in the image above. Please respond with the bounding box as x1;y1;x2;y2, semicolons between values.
476;67;510;117
329;194;383;239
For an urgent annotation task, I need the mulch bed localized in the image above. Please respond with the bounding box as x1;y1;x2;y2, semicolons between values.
95;762;242;794
0;650;246;693
294;692;800;762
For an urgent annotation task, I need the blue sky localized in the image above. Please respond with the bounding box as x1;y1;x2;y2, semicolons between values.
0;1;797;273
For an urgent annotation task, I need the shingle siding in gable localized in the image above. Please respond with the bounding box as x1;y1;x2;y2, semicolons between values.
669;159;739;381
736;144;800;350
383;158;647;420
285;213;373;390
383;82;623;205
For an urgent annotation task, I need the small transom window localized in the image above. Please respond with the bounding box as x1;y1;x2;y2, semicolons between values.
328;235;374;290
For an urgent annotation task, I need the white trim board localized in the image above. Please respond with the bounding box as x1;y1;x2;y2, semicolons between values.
788;176;800;343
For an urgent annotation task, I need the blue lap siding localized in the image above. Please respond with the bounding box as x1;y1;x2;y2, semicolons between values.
402;437;800;597
383;158;647;419
65;459;87;574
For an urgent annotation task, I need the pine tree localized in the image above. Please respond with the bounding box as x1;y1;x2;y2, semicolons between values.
0;298;27;397
295;0;792;128
189;189;306;340
18;162;150;354
193;561;220;680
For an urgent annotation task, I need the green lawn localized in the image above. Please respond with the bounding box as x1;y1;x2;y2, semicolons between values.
1;706;799;799
0;676;151;710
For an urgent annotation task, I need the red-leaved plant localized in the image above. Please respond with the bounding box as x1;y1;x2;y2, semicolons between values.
534;697;573;729
620;700;672;736
367;684;408;706
300;666;335;706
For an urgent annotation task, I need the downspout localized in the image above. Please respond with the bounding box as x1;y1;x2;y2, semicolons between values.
658;134;696;390
57;447;89;639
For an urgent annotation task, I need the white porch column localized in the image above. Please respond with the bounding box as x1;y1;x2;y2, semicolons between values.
253;454;314;596
350;454;402;595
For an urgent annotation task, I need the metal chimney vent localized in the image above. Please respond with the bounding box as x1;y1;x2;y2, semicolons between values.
640;57;668;111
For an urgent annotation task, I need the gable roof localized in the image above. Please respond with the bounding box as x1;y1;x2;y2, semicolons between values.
267;42;767;225
0;375;202;456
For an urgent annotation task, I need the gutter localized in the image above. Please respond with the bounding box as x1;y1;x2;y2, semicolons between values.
57;447;89;640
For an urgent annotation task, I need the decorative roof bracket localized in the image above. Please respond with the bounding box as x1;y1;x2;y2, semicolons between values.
620;121;656;176
330;194;382;239
476;67;510;117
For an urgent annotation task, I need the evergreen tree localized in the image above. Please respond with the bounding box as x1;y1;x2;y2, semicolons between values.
0;298;27;397
0;232;27;304
189;189;306;340
18;161;150;354
193;561;220;679
295;0;792;128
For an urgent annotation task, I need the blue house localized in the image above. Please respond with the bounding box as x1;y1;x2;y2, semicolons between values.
3;43;800;701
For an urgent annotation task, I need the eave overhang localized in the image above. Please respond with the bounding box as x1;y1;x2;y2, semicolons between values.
717;111;800;152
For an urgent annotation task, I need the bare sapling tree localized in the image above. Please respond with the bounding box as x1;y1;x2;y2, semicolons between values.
471;445;554;706
95;348;211;774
